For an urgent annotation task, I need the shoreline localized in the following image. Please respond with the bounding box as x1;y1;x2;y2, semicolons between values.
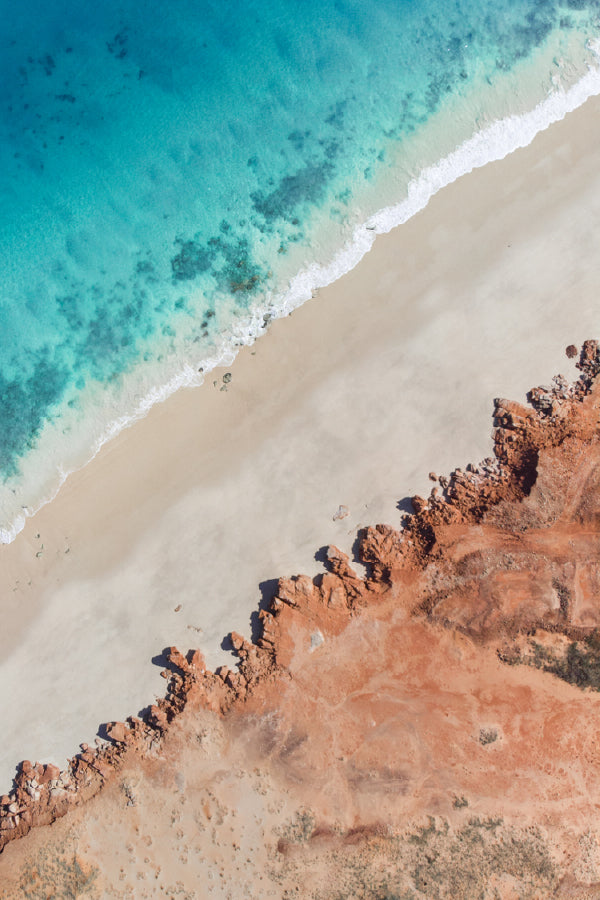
2;342;600;882
3;54;600;545
1;89;600;785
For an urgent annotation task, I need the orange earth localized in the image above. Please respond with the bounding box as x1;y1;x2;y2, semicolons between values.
2;342;600;898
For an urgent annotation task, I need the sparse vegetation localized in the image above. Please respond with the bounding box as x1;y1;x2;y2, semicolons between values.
479;727;499;745
500;630;600;690
279;808;317;844
120;776;137;806
18;837;99;899
275;815;556;899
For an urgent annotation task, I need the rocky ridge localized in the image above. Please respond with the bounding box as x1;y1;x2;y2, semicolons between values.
1;340;600;864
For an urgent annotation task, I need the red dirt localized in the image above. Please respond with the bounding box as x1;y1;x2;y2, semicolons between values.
2;342;600;898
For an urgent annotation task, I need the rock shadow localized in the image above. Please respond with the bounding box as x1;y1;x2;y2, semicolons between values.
249;578;280;644
396;496;415;515
150;648;171;670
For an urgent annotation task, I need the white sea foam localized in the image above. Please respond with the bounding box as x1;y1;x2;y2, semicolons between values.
287;42;600;297
2;48;600;544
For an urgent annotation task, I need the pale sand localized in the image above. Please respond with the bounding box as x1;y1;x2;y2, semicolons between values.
1;95;600;787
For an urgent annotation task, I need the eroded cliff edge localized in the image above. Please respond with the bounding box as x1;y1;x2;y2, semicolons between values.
2;342;600;897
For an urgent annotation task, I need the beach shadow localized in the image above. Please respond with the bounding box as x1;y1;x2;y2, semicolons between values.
314;545;329;567
135;704;154;723
96;722;112;742
396;496;415;515
220;633;234;653
350;529;373;581
314;546;336;584
351;531;365;568
7;766;22;795
150;648;171;670
249;578;280;644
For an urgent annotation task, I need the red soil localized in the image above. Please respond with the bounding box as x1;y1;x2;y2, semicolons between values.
2;341;600;897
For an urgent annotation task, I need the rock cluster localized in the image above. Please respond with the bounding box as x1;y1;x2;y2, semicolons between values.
0;648;215;852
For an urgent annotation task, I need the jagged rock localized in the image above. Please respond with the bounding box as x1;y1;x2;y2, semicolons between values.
230;632;245;652
106;722;128;744
320;573;348;609
166;647;190;673
325;545;353;576
577;339;599;371
189;649;206;670
2;338;600;859
38;764;60;785
148;705;168;730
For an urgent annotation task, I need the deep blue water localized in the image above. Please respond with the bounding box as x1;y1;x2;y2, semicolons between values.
1;0;600;534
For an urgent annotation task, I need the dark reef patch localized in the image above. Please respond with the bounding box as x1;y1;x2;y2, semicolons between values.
170;231;268;297
171;239;215;282
251;159;335;223
0;351;69;478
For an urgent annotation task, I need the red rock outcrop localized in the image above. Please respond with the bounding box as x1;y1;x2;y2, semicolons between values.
2;340;600;874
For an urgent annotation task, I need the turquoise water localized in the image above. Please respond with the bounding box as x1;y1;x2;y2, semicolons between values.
1;0;600;536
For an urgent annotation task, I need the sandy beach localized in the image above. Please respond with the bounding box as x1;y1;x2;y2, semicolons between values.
1;92;599;788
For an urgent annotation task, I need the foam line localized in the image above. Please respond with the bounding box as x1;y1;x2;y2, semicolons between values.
2;51;600;544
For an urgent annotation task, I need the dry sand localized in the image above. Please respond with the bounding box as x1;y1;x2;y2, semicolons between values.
0;93;599;787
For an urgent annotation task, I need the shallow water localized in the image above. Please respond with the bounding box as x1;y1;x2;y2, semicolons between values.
1;0;600;538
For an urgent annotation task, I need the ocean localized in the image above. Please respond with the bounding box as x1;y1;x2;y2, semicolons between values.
1;0;600;540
